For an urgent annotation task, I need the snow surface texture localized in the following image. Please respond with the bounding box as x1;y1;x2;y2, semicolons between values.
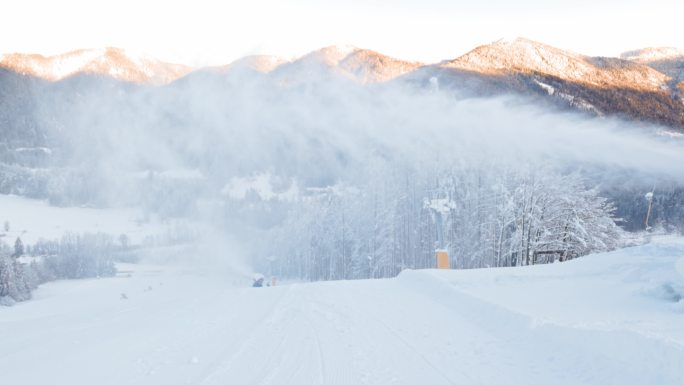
1;237;683;384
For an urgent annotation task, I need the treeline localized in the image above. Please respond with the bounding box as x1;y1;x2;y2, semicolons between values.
0;233;118;306
262;164;622;281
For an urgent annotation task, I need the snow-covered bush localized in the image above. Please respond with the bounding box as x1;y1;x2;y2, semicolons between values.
0;255;32;303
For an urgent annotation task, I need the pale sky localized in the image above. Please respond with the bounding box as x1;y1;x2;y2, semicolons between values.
3;0;683;66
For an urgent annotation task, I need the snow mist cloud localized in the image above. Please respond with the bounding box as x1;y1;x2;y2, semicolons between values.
29;68;684;271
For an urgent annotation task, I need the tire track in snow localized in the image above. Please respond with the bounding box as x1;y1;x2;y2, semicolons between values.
340;282;465;385
193;285;295;385
251;284;321;385
302;305;327;385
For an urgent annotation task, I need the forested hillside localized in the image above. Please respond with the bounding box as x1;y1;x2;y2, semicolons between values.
1;45;684;283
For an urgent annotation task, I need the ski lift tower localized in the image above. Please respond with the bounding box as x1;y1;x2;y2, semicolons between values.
426;197;454;269
644;187;655;231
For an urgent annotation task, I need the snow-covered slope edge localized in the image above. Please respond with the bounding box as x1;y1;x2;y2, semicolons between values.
402;235;684;342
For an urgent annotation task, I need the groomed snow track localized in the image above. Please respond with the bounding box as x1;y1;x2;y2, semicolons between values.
2;237;684;385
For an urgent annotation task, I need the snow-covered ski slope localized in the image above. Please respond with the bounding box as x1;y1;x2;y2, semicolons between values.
2;237;684;385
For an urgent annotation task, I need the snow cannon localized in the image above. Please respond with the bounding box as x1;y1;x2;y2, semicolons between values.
252;274;265;287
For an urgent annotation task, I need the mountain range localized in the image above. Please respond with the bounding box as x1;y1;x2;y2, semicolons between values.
2;38;684;234
0;47;191;84
2;37;684;131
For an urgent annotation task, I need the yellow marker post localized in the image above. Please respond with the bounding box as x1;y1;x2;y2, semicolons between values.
436;249;450;269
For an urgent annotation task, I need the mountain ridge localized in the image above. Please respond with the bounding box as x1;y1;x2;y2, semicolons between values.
0;47;192;85
2;39;683;88
2;38;684;130
443;38;670;92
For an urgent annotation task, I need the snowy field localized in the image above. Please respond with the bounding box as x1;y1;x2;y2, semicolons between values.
1;237;683;385
0;194;184;245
